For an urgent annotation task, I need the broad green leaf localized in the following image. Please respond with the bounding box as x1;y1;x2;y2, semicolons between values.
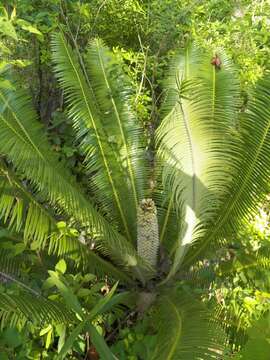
40;324;52;336
56;221;66;229
2;327;22;348
14;243;26;255
45;327;53;349
0;60;9;71
77;288;92;297
16;19;43;37
10;7;16;20
10;59;32;68
55;259;67;274
0;19;17;39
56;324;66;353
58;280;120;359
48;270;83;316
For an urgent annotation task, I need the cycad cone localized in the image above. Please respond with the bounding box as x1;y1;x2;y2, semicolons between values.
137;199;159;269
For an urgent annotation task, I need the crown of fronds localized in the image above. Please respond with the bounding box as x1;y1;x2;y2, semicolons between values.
0;31;270;359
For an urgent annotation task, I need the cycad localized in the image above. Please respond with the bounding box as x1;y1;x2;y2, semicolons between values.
0;32;270;358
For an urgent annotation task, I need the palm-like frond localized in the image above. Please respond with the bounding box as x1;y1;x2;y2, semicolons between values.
51;32;147;243
0;81;147;277
185;75;270;266
154;160;180;255
1;32;270;358
0;247;131;333
156;46;241;278
0;162;133;283
0;251;75;329
0;160;55;245
0;249;26;284
151;290;227;360
0;293;75;329
85;39;147;237
47;234;133;284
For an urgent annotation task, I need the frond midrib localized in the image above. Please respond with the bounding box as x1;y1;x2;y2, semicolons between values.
58;33;132;242
96;43;138;207
0;93;46;161
167;96;197;261
0;162;131;283
186;112;270;265
165;298;182;360
159;48;193;246
0;162;55;224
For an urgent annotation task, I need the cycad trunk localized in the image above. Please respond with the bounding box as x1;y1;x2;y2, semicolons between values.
137;199;159;270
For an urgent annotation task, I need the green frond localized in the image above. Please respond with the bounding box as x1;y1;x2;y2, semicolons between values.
234;253;270;273
0;293;75;329
0;252;118;328
213;304;247;352
51;32;147;243
80;251;134;284
47;233;133;284
176;262;216;288
185;75;270;265
156;46;241;278
85;38;148;238
150;290;227;359
0;161;55;245
0;261;42;300
0;163;133;283
154;47;203;254
0;80;147;277
0;249;23;281
0;253;75;328
232;313;270;360
154;160;180;255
